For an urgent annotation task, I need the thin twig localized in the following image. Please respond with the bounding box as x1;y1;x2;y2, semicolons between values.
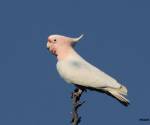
71;87;86;125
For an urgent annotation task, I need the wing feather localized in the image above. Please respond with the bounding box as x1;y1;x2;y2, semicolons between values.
57;58;121;89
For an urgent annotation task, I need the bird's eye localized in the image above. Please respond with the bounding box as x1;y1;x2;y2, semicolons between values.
53;39;57;43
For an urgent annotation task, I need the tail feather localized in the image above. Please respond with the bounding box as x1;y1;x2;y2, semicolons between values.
104;86;129;106
117;85;127;95
82;85;130;106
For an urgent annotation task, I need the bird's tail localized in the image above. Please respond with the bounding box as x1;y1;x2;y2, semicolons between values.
104;85;129;106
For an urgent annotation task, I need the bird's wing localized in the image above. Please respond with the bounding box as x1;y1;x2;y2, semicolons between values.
57;59;121;89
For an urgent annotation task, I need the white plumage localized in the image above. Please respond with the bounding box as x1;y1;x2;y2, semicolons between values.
57;50;120;88
47;34;129;106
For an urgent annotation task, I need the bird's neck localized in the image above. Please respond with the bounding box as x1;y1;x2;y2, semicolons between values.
56;46;77;61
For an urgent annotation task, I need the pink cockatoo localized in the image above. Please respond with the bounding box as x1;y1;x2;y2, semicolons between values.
47;34;129;106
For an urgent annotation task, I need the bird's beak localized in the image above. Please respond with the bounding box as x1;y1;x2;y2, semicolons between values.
47;41;50;50
71;34;84;43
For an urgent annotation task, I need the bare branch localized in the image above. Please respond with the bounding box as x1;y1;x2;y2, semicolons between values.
70;87;86;125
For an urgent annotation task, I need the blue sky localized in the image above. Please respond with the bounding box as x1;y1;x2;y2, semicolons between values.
0;0;150;125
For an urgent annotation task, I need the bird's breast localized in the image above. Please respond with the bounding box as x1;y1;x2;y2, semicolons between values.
56;60;75;83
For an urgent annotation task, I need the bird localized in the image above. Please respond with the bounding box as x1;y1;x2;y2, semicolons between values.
46;34;129;106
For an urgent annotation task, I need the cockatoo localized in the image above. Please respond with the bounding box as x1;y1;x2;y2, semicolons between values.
47;34;129;106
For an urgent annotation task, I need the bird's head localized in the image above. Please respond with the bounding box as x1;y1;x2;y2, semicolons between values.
47;34;83;59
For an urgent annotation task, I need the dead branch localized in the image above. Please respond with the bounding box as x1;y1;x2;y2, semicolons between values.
70;87;86;125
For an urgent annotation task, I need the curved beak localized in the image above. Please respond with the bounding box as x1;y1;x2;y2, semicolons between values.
47;41;50;49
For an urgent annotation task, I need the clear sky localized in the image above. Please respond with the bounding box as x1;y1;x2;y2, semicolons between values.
0;0;150;125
